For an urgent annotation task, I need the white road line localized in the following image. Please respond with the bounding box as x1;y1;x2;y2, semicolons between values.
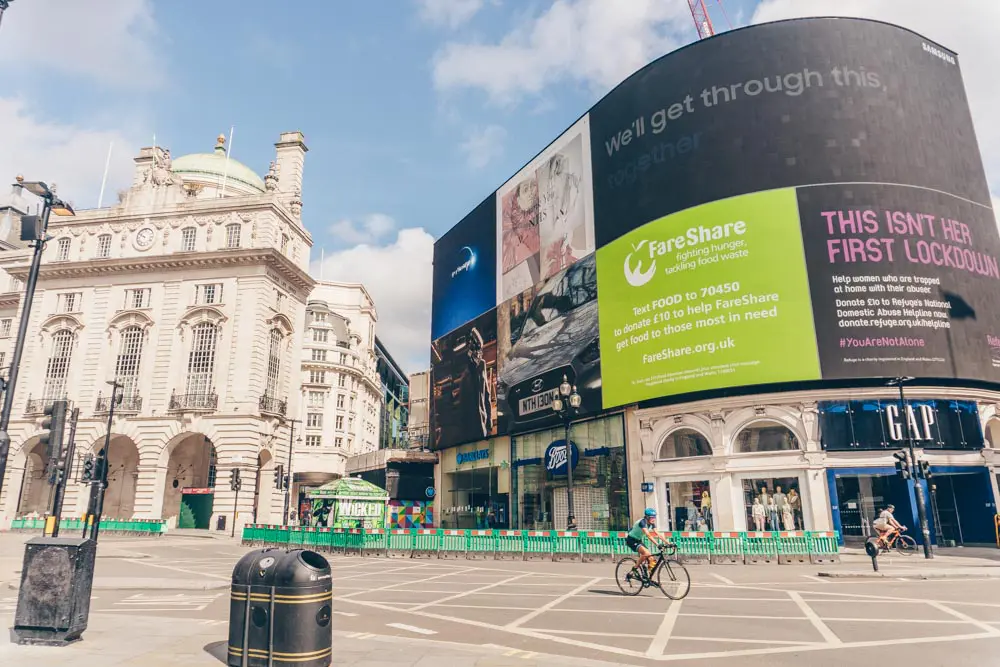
535;629;654;638
801;575;828;584
646;600;683;657
410;574;532;612
332;611;358;617
788;591;842;645
710;573;735;585
121;558;229;580
504;578;603;629
386;622;437;635
335;564;443;582
671;636;822;646
337;567;477;600
926;601;1000;635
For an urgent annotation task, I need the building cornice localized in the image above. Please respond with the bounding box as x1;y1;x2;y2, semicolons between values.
0;291;20;310
8;248;316;293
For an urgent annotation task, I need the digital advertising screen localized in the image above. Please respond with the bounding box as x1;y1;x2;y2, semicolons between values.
428;17;999;447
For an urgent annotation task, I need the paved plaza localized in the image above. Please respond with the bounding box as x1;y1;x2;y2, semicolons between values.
3;533;1000;665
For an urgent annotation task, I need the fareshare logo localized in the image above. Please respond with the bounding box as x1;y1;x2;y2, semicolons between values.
623;240;657;287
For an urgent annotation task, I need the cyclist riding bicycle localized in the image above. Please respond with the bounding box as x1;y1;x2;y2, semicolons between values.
626;509;669;575
872;504;905;546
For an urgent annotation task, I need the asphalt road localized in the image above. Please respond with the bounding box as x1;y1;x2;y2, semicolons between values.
6;534;1000;666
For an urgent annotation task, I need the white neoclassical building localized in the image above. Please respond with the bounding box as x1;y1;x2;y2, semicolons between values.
292;281;383;517
0;132;315;532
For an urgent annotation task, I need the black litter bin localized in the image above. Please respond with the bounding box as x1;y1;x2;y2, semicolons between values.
228;548;333;666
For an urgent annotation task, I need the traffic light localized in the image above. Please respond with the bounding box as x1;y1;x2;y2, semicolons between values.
81;454;96;482
230;468;242;492
274;464;284;490
39;400;68;484
919;459;932;480
893;450;911;480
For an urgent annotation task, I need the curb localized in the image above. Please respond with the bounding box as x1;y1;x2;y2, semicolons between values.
817;570;1000;580
7;577;230;591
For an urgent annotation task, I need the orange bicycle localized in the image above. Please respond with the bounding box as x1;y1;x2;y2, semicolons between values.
877;526;916;555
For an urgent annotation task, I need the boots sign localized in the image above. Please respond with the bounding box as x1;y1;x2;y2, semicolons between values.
885;403;936;442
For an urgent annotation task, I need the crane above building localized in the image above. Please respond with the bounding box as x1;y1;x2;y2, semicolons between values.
687;0;731;40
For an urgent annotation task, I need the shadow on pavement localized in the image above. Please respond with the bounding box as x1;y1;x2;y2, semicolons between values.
587;589;624;596
204;640;227;664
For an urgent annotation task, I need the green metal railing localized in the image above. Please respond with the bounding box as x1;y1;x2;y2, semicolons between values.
240;526;840;564
8;517;167;536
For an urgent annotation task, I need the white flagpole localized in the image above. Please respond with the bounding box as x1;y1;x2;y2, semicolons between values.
219;126;234;198
97;141;114;208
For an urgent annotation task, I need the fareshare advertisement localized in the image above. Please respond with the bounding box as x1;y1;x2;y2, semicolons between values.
597;189;820;404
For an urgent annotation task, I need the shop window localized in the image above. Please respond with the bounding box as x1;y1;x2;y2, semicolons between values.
511;413;629;532
665;481;713;532
743;477;802;531
735;421;799;453
657;428;711;459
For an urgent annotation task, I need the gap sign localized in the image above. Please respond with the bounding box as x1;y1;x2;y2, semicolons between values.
457;449;490;465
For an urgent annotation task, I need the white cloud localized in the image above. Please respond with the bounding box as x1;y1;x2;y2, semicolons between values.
328;213;397;245
460;124;507;168
0;0;162;89
312;228;434;373
752;1;1000;195
432;0;691;104
0;97;140;210
417;0;485;28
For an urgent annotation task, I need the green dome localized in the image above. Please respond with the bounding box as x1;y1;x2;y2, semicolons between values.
170;135;265;194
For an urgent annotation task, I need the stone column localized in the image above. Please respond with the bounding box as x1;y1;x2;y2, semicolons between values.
134;453;168;520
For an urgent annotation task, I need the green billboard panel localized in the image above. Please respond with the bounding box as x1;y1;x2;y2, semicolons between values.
597;188;820;406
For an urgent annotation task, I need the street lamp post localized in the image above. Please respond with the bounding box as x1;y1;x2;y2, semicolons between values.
551;375;581;529
0;180;74;517
282;418;301;525
888;376;934;559
88;380;123;541
0;1;14;32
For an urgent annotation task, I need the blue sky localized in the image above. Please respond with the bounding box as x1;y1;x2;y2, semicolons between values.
0;0;996;372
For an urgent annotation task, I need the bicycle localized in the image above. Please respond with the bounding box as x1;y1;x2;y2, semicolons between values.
615;542;691;600
877;526;917;555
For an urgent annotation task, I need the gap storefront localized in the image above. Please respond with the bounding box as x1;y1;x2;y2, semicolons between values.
511;413;630;532
822;399;998;546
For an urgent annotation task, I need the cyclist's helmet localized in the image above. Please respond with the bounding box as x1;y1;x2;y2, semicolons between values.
644;508;657;518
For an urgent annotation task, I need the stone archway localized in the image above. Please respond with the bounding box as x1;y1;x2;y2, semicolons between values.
99;435;140;519
161;433;217;529
17;437;50;517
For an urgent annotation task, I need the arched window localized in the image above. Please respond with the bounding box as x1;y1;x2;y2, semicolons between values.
226;223;241;249
265;329;282;398
185;322;218;396
115;326;145;398
657;428;712;459
43;330;75;401
735;421;800;453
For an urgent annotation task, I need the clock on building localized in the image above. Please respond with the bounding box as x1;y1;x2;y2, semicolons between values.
134;226;155;250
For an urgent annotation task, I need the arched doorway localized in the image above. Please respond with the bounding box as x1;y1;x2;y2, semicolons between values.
656;428;713;532
17;438;51;517
162;433;217;529
733;421;803;532
253;450;273;524
101;435;140;519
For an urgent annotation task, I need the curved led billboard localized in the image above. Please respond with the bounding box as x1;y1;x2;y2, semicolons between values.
430;17;999;450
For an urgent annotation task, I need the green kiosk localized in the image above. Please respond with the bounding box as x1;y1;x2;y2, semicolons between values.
307;477;388;529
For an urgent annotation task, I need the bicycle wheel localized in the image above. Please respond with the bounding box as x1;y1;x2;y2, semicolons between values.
655;559;691;600
616;557;645;596
895;534;917;555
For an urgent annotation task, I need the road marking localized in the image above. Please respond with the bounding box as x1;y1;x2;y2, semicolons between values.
111;593;221;612
710;573;735;585
926;601;1000;635
801;575;828;584
337;567;477;599
332;611;358;617
534;629;654;638
504;577;602;629
672;635;822;646
386;622;437;635
345;632;376;639
646;600;683;657
335;564;441;581
409;574;532;612
122;558;229;581
788;591;842;645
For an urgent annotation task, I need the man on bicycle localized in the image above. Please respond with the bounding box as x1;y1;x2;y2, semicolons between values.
627;508;669;574
873;504;905;546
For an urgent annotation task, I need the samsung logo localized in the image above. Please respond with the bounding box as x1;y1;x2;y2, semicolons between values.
923;43;956;65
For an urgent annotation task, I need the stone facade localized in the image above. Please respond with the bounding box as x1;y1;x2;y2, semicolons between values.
0;132;314;532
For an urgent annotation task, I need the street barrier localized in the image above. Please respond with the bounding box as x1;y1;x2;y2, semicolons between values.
8;517;166;536
239;526;840;564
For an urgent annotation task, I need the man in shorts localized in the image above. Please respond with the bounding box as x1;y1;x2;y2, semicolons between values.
873;504;904;546
627;508;668;575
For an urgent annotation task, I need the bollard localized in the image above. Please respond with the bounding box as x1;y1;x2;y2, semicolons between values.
865;537;880;572
228;548;333;666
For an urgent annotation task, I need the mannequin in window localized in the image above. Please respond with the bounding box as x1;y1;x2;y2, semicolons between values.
684;499;698;530
787;489;801;529
751;497;766;531
766;496;779;531
701;491;712;531
774;486;790;530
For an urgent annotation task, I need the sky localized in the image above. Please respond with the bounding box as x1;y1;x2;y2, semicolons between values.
0;0;998;373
